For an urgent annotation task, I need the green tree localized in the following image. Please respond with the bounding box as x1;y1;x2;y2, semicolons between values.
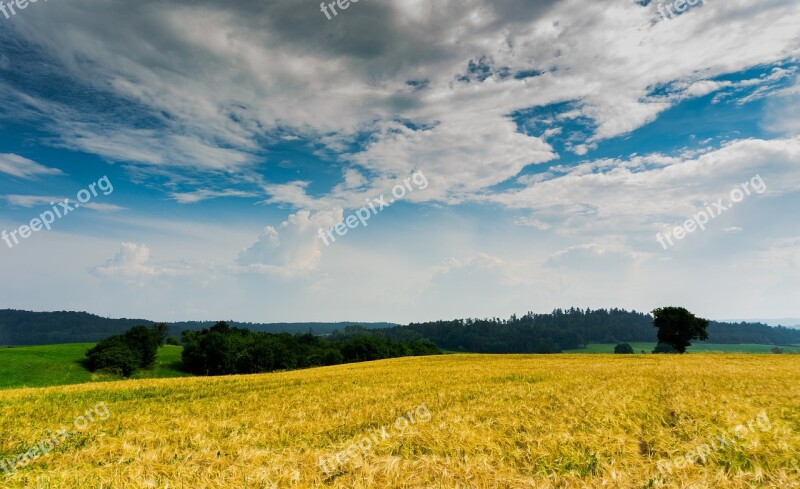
652;307;709;354
122;324;166;368
85;336;140;377
86;323;168;376
614;343;634;354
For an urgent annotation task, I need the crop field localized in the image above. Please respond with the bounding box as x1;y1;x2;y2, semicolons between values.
0;354;798;488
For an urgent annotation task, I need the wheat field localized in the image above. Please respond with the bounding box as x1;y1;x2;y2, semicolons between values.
0;354;798;488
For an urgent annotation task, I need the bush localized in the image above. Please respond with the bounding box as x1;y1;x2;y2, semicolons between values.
614;343;634;354
771;347;784;354
652;342;678;354
166;337;180;346
86;324;168;377
86;336;140;377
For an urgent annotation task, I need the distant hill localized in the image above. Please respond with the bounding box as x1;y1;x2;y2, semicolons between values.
2;308;799;349
365;308;800;353
724;318;800;328
0;310;396;346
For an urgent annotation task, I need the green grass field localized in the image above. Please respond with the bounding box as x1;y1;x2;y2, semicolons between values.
0;344;187;390
563;343;800;354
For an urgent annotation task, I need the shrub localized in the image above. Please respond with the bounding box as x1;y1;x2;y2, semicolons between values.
86;337;140;377
614;343;634;354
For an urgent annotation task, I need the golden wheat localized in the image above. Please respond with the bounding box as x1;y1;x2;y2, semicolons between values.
0;354;798;488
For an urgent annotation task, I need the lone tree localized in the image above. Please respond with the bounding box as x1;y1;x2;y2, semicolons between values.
651;307;709;353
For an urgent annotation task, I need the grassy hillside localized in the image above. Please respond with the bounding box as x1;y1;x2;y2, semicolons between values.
564;343;800;353
0;354;797;487
0;344;187;390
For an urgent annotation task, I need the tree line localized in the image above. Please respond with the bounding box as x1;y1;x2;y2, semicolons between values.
180;322;440;376
86;321;441;377
0;309;394;346
3;308;798;348
365;308;800;353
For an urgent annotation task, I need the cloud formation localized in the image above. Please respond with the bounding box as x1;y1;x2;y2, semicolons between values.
0;154;62;179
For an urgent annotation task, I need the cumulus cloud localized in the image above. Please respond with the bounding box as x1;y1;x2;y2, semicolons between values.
236;209;343;276
93;243;157;278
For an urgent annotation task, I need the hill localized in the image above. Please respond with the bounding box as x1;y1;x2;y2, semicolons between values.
725;318;800;328
0;309;395;346
3;308;800;352
371;308;800;353
0;354;797;487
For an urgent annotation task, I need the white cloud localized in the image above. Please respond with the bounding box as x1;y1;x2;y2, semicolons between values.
513;215;552;231
4;195;124;212
80;202;126;212
3;195;57;208
3;0;798;203
2;0;800;322
545;240;648;268
169;189;257;204
485;136;800;236
0;154;62;179
763;93;800;136
236;209;343;277
93;243;157;278
350;118;555;202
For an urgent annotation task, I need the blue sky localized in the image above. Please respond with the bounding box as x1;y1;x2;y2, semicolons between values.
0;0;799;323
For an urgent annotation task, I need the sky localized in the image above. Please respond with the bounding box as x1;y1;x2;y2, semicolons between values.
0;0;798;324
